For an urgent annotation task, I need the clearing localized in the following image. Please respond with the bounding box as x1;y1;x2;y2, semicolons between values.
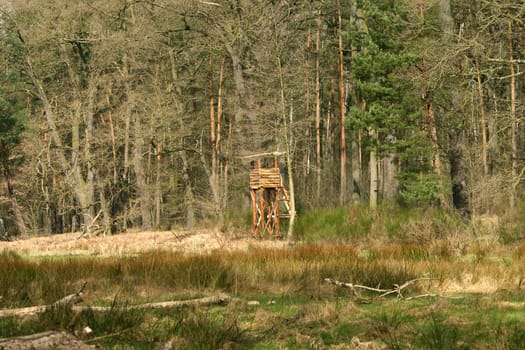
0;228;287;257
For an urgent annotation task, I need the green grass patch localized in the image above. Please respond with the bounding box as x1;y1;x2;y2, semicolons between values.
294;204;465;243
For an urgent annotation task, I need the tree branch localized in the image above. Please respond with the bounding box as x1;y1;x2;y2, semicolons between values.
324;277;438;299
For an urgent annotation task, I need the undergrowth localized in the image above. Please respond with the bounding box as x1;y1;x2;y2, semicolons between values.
0;205;524;348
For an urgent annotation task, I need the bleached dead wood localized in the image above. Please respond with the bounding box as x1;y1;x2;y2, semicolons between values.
0;290;230;318
0;282;87;318
0;331;97;350
324;277;445;299
74;294;231;312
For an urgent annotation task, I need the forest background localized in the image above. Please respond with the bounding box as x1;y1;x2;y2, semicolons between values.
0;0;523;237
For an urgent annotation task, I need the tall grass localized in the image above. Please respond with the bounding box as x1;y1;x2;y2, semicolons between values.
294;204;465;243
0;243;446;309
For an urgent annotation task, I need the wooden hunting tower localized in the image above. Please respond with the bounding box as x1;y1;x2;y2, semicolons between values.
249;154;290;239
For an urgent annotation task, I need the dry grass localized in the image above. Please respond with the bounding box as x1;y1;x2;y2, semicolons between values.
0;229;289;257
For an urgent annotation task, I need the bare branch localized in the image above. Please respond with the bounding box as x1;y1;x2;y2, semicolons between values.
325;277;438;300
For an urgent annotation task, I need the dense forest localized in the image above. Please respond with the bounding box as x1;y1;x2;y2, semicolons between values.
0;0;523;236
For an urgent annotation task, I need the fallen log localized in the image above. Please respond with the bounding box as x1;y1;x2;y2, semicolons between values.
0;292;231;318
0;330;97;350
0;282;86;318
73;294;231;312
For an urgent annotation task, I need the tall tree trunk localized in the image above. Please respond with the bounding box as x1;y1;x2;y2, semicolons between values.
416;6;442;177
422;90;442;175
508;20;517;209
449;133;470;218
227;46;256;152
369;129;378;209
439;0;454;35
181;151;195;229
440;0;470;216
277;56;296;239
474;56;489;176
315;9;322;202
381;154;397;201
352;130;362;202
337;0;347;205
99;187;111;235
122;54;132;231
217;58;226;212
155;141;162;228
133;113;152;230
326;77;335;161
209;57;217;194
0;144;27;236
84;78;96;225
305;25;311;183
208;57;221;218
106;88;118;184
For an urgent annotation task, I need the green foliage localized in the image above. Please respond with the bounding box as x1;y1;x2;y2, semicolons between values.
0;94;25;147
170;308;245;350
367;306;411;350
294;204;461;244
417;313;461;350
501;322;525;350
294;205;373;241
80;297;145;340
397;172;446;207
499;203;525;245
0;29;27;152
37;303;78;330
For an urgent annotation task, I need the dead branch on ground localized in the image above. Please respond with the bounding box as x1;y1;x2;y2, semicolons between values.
0;281;230;318
0;330;97;350
0;281;87;318
324;277;462;300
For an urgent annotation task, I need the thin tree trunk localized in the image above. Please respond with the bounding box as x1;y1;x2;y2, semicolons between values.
305;26;311;182
84;78;96;225
0;145;27;236
208;57;221;218
337;0;347;205
416;6;442;178
133;113;152;230
369;129;378;209
99;188;111;235
155;141;162;228
449;132;470;218
122;55;132;231
227;46;256;152
223;116;233;211
509;20;517;208
209;57;217;193
352;130;362;202
423;90;442;175
474;57;489;176
326;77;335;161
217;58;226;212
181;151;195;230
315;9;322;202
106;88;118;184
277;56;296;239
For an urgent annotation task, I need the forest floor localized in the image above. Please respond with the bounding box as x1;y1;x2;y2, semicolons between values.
0;228;288;257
